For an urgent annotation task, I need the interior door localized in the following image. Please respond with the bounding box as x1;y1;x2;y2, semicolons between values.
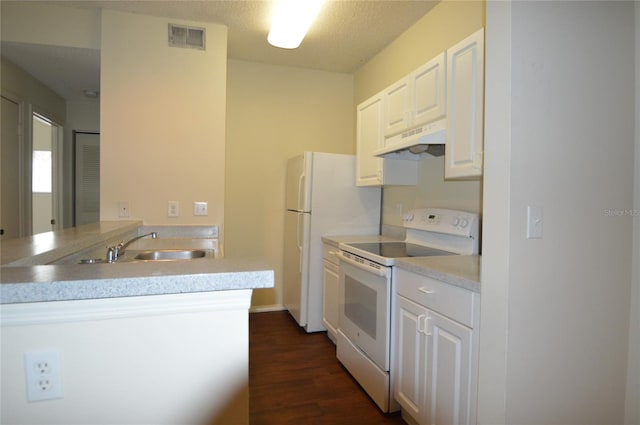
1;96;21;239
74;131;100;226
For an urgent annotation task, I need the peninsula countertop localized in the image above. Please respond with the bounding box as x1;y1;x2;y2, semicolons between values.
1;222;274;304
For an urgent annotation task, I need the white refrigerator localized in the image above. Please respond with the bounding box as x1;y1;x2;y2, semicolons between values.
283;152;381;332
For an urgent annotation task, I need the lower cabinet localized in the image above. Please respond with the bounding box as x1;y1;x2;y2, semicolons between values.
322;243;340;343
393;269;479;425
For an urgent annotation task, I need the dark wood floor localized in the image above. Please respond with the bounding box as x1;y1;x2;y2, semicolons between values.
249;311;406;425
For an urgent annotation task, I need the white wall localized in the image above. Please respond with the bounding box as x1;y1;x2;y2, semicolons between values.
626;4;640;424
1;291;251;425
99;11;227;236
479;1;636;423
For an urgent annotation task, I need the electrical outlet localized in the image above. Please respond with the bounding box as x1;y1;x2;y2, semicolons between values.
118;201;129;218
193;202;208;216
24;350;63;402
167;201;179;217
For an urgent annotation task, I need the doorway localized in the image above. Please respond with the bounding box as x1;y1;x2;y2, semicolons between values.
31;112;63;235
1;95;22;239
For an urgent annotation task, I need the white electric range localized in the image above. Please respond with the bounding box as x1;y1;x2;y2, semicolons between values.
336;208;479;412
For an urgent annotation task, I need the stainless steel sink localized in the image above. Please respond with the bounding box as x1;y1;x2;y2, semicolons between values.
133;249;206;261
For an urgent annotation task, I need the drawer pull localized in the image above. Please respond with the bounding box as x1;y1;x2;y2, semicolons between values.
418;287;435;295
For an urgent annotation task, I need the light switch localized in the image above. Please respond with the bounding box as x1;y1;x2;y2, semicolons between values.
526;205;543;239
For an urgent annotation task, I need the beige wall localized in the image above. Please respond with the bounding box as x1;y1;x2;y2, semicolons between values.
225;59;354;310
353;0;485;226
100;11;227;237
0;1;100;50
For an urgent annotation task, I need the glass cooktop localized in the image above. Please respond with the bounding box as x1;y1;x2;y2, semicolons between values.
346;242;456;258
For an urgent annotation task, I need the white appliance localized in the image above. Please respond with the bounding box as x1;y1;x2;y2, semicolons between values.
284;152;381;333
336;208;479;412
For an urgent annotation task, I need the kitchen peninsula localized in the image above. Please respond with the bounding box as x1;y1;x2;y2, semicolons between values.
1;222;274;425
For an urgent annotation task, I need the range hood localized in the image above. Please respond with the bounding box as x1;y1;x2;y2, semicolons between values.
374;119;446;160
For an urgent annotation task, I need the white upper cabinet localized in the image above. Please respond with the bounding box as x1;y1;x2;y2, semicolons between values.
383;52;446;140
444;28;485;179
356;92;417;187
383;77;411;138
356;29;484;185
409;53;447;130
356;93;385;186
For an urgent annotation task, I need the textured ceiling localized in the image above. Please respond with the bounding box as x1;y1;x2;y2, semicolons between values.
1;0;439;101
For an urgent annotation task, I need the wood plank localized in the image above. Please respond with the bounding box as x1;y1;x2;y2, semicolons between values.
249;311;405;424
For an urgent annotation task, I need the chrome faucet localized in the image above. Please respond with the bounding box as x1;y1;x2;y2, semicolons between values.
106;232;157;263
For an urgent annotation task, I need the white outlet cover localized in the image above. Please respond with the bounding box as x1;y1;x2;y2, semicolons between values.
168;201;179;217
193;202;208;216
24;350;63;401
118;201;130;218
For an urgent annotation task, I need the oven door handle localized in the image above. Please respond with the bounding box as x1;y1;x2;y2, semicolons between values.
339;252;388;277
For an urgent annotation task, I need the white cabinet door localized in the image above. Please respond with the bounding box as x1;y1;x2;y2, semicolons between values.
356;93;417;186
383;77;411;138
394;295;427;421
425;310;473;425
445;28;484;179
356;94;384;186
411;52;446;128
322;258;340;343
383;53;446;141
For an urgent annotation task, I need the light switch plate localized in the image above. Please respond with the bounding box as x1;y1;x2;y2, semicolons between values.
193;202;208;216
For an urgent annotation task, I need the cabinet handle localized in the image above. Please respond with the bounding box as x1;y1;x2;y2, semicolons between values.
417;314;432;336
417;314;427;334
424;315;432;336
418;287;435;295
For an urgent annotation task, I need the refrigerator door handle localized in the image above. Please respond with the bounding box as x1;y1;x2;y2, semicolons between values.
297;173;306;211
296;213;303;272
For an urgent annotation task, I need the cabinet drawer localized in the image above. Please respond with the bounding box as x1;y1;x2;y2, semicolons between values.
395;268;477;328
323;244;340;265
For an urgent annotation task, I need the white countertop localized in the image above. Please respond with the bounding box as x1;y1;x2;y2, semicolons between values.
322;234;480;293
1;222;274;304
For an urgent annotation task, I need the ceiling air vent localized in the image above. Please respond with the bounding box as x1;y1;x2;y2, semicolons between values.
168;24;205;50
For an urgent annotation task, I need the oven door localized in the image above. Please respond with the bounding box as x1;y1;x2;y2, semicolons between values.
338;251;391;371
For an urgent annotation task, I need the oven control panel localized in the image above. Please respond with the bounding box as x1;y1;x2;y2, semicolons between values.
401;208;479;238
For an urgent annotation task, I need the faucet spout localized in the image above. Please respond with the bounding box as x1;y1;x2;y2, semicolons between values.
107;232;157;262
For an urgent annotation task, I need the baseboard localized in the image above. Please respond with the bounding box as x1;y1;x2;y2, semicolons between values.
249;304;285;313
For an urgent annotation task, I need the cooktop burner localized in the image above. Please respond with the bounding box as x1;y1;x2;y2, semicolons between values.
346;242;456;258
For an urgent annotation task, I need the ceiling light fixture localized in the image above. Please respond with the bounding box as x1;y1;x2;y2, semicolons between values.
267;0;325;49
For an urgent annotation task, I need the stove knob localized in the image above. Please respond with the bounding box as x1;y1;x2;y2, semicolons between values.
460;218;469;228
452;217;460;226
